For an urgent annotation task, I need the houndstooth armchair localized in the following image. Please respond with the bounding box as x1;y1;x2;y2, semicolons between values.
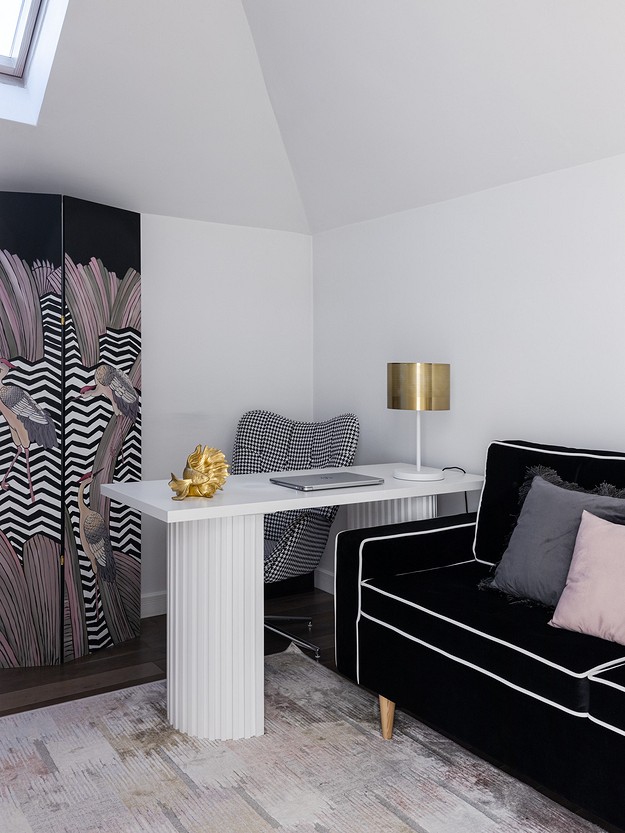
231;409;360;586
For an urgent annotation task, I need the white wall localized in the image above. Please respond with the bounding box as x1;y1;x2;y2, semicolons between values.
313;153;625;583
140;214;312;614
138;153;625;604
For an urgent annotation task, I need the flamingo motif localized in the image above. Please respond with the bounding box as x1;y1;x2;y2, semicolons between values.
79;364;139;422
0;358;58;502
77;470;117;585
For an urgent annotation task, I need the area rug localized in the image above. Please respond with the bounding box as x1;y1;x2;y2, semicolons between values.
0;646;603;833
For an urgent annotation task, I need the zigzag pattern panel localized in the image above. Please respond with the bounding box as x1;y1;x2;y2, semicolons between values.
0;290;63;668
101;330;141;558
64;316;141;652
0;293;63;555
62;309;103;648
64;326;141;560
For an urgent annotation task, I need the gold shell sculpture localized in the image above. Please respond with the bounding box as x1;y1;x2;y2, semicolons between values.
168;445;229;500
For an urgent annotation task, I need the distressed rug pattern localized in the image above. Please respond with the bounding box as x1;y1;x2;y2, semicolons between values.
0;646;603;833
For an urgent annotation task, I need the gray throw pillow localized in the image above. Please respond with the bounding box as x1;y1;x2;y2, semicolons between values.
490;476;625;607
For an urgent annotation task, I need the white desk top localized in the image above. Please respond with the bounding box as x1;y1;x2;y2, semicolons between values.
101;463;484;524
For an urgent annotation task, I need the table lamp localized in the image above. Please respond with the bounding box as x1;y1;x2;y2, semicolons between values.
387;362;450;481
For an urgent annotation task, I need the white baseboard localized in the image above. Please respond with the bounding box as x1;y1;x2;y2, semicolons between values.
314;567;334;595
141;590;167;618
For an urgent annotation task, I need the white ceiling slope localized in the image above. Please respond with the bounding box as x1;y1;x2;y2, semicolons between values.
243;0;625;232
4;1;625;235
0;0;309;233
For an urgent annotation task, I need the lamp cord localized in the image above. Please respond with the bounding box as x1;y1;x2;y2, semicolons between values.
442;466;469;513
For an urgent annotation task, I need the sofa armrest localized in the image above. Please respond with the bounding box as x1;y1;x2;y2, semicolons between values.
334;512;477;681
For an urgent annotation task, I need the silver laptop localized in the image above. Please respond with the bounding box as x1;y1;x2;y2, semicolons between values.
269;472;384;491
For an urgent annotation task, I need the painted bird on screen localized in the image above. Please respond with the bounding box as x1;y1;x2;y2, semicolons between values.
77;469;117;586
79;363;139;422
0;357;58;502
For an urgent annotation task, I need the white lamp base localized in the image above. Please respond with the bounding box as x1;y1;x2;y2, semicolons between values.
393;465;445;481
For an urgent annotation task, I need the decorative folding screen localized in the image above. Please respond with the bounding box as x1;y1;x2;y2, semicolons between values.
0;193;141;667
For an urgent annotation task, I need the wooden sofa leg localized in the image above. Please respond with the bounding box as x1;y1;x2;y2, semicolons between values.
379;695;396;739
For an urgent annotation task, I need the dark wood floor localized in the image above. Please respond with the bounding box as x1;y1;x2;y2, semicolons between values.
0;588;335;717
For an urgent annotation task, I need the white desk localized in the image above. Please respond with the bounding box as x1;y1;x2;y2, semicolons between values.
102;463;483;741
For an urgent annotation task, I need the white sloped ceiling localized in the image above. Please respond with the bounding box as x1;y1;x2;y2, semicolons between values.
0;0;309;233
243;0;625;232
3;1;625;234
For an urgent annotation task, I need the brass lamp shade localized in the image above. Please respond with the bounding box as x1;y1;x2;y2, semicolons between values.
387;363;450;411
387;362;450;481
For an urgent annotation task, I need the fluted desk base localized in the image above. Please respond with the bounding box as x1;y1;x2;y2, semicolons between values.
167;515;264;740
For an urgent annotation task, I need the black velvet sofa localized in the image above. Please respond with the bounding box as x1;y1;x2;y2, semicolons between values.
335;440;625;832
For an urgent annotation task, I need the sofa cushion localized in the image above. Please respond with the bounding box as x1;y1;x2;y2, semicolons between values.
360;561;625;713
588;663;625;735
550;511;625;645
473;440;625;566
488;477;625;607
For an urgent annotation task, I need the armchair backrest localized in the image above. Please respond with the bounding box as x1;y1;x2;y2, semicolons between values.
231;410;360;540
231;409;359;475
474;439;625;565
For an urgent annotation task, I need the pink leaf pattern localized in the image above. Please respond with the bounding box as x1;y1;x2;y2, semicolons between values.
64;256;140;366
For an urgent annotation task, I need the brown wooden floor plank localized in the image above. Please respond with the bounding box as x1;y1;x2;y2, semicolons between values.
0;662;165;715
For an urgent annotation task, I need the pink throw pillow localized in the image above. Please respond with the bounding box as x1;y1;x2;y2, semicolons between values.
550;510;625;645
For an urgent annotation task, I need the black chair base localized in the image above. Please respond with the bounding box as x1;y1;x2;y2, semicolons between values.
264;615;321;661
264;573;320;659
232;410;359;666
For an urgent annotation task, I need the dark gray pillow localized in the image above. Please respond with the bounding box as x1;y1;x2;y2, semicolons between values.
489;476;625;607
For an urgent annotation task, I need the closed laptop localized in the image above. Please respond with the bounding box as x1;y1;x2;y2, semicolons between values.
269;472;384;491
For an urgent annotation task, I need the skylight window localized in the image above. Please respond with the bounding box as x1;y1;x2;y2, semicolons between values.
0;0;68;125
0;0;43;78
